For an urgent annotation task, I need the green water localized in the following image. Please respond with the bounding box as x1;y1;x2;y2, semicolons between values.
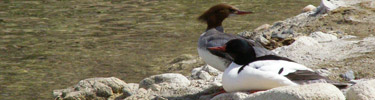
0;0;319;99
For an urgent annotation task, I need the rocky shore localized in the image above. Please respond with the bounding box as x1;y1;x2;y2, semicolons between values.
53;0;375;100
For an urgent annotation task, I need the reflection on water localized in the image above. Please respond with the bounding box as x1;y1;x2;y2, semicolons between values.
0;0;319;99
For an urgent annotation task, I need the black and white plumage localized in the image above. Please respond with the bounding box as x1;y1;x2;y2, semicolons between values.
208;39;348;92
197;4;274;71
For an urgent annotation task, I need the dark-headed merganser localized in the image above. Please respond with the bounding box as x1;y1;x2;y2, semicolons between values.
198;4;275;71
208;39;348;92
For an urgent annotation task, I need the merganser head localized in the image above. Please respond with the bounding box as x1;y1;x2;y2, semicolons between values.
208;39;256;65
198;4;253;30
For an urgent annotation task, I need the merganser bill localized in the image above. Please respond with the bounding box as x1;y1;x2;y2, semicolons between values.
198;4;275;71
208;39;348;92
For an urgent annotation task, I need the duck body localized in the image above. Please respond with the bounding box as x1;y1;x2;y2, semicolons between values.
223;58;312;92
197;4;275;71
208;39;348;92
198;28;239;71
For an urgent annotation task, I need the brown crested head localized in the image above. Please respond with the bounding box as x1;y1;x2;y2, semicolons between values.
198;4;237;22
198;4;252;30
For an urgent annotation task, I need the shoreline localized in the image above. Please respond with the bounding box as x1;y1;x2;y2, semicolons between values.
53;0;375;100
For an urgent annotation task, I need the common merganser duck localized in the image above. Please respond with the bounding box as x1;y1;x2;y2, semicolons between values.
198;4;275;71
208;39;348;92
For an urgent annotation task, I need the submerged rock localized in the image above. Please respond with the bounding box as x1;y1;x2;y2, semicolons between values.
346;79;375;100
212;83;345;100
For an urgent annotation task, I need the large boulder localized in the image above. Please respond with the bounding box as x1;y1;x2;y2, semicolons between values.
53;77;127;100
212;83;345;100
346;79;375;100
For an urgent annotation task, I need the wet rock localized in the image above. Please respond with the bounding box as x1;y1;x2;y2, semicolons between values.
53;77;127;100
139;73;190;89
340;70;355;81
212;83;345;100
302;4;317;12
310;31;338;42
346;79;375;100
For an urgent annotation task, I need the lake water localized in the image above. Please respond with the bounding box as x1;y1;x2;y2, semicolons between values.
0;0;319;99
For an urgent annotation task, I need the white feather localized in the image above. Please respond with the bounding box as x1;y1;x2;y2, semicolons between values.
197;48;227;71
222;60;313;92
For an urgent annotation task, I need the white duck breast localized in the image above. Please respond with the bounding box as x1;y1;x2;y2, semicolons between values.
222;60;313;92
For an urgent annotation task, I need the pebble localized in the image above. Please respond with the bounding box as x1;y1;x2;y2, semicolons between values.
340;70;355;81
302;5;317;12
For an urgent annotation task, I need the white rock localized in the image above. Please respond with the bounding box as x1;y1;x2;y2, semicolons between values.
139;73;190;89
273;36;321;55
254;24;271;31
201;65;221;76
122;83;139;97
191;66;203;79
310;31;338;42
53;77;127;99
346;79;375;100
255;35;270;45
316;0;339;14
341;35;357;39
212;83;345;100
316;68;331;77
198;71;212;80
302;4;317;12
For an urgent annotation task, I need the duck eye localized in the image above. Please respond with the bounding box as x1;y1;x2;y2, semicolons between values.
229;9;236;13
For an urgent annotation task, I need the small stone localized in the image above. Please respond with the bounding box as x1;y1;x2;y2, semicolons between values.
346;79;375;100
256;35;270;45
201;65;220;76
139;73;190;89
316;68;331;77
340;70;355;81
198;71;212;80
302;5;317;12
191;66;203;79
271;30;294;39
254;24;271;31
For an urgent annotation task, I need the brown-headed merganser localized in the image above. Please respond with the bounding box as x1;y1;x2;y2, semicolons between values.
208;39;348;92
198;4;274;71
